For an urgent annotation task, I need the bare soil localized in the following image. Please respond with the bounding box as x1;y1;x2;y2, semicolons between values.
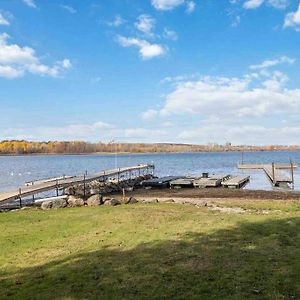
120;187;300;201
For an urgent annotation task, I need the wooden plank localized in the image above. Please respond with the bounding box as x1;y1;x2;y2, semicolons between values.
222;176;250;188
25;175;75;186
194;178;221;187
194;174;230;188
170;178;195;187
262;165;291;184
238;164;297;170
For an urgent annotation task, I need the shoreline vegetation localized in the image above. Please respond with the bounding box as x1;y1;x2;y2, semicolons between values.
0;140;300;155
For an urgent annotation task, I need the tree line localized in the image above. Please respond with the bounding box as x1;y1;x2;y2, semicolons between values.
0;140;299;155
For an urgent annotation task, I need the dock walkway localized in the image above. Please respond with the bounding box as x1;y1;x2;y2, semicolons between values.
221;176;250;189
0;164;154;204
238;163;296;187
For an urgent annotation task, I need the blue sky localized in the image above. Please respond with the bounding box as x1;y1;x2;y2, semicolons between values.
0;0;300;145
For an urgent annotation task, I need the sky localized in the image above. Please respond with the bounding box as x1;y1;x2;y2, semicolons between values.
0;0;300;145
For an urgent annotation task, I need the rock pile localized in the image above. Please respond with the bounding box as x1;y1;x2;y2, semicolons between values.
65;174;153;197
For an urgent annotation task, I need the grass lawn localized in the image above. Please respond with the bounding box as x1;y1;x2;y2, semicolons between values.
0;200;300;299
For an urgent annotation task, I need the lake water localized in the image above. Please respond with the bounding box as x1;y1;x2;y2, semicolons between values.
0;151;299;192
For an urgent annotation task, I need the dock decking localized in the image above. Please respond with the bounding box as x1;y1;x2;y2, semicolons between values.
170;177;198;188
193;174;231;188
221;176;250;189
0;164;154;204
141;176;182;188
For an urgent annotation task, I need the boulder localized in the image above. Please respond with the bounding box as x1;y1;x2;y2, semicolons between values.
21;206;32;210
64;186;76;195
158;198;175;203
68;196;85;207
41;199;67;210
142;198;158;203
86;194;102;206
104;198;121;206
125;197;139;204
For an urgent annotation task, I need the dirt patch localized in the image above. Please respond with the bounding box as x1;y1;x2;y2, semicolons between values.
119;187;300;201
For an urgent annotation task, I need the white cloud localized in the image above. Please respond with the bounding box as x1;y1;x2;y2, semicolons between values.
141;109;158;120
151;0;185;11
107;15;125;27
0;65;23;79
0;13;10;26
60;59;72;69
135;15;156;35
0;33;71;79
250;56;295;69
159;69;300;119
284;4;300;31
268;0;289;9
60;5;77;14
231;15;241;27
243;0;265;9
163;28;178;40
186;1;196;13
117;36;167;59
243;0;289;9
23;0;37;8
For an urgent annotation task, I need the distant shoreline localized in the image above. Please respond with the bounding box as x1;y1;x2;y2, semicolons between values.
1;149;300;157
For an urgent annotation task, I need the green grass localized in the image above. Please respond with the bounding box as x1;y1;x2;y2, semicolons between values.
0;201;300;299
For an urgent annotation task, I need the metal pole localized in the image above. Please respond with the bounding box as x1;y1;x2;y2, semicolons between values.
31;182;35;202
83;173;86;197
272;163;275;186
18;188;22;208
290;161;295;190
56;179;59;197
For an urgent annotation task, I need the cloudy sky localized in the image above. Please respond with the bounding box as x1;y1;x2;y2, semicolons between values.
0;0;300;145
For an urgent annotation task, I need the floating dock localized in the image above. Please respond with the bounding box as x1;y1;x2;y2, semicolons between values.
221;176;250;189
169;177;198;188
0;164;155;205
141;176;182;188
238;163;297;188
193;174;231;188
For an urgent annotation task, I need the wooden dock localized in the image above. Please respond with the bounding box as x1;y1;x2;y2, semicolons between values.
141;176;182;188
221;176;250;189
0;164;154;204
170;177;196;188
193;174;231;188
238;163;297;187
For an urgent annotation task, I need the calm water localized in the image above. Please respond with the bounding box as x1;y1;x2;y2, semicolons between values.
0;151;299;192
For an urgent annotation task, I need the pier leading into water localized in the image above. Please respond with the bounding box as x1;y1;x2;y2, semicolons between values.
0;164;155;205
238;163;297;188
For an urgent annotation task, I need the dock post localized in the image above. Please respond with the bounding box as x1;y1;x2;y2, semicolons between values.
290;161;295;190
83;173;86;197
56;179;59;197
18;188;22;208
272;163;275;186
